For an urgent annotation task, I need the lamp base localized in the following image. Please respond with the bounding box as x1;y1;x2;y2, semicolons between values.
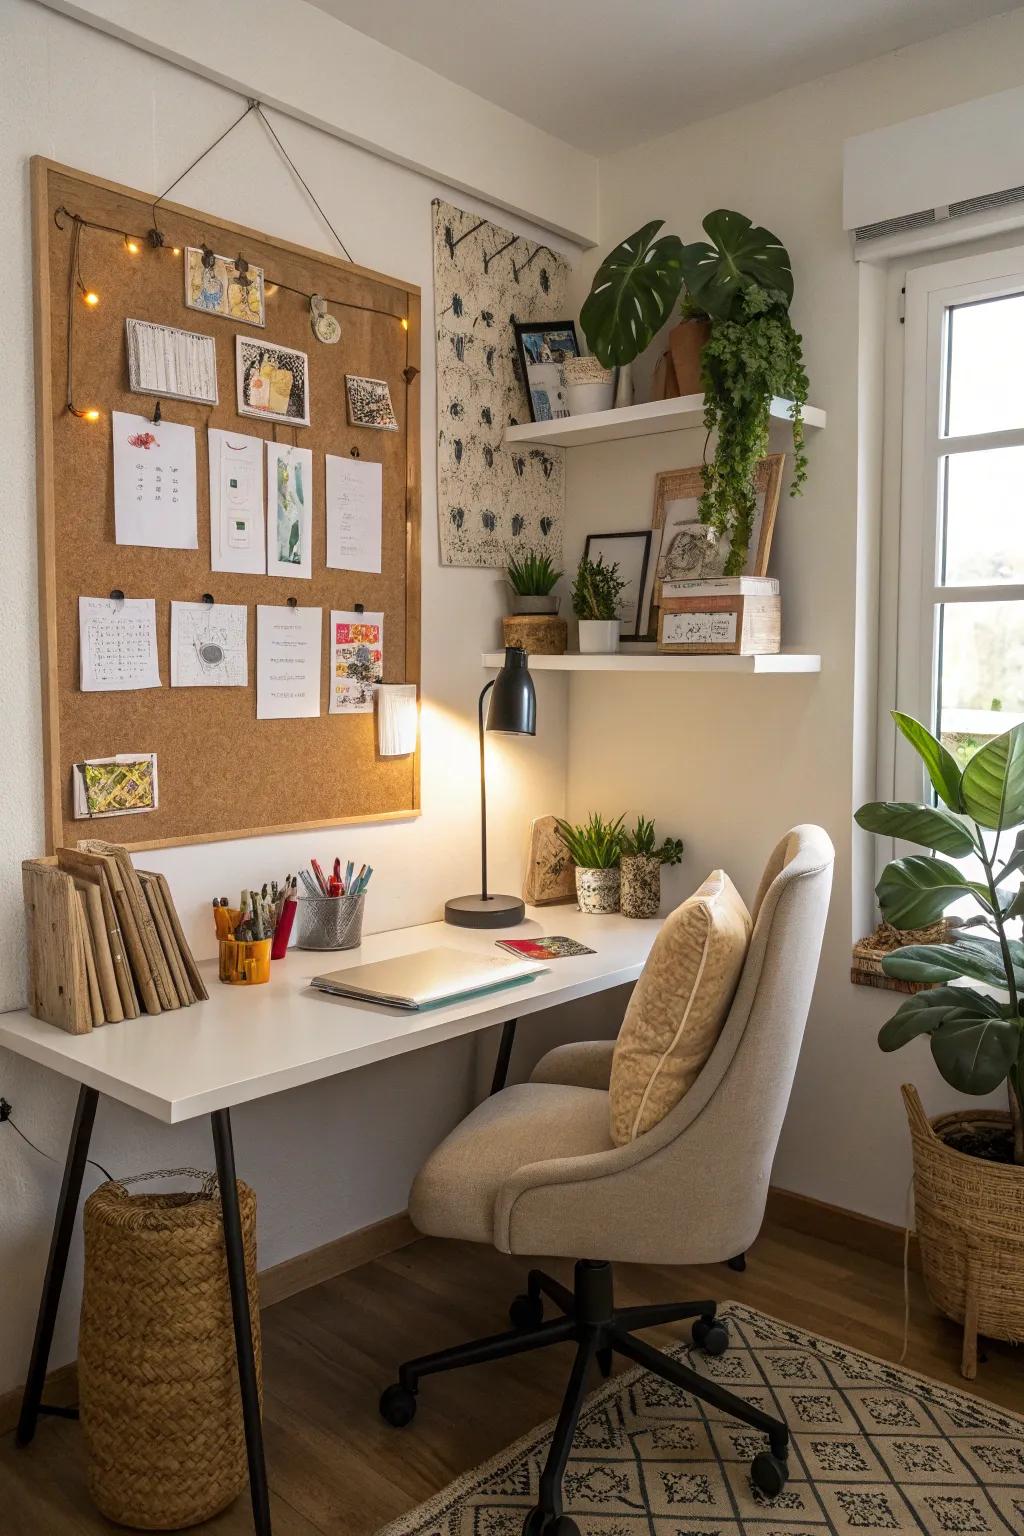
445;893;526;929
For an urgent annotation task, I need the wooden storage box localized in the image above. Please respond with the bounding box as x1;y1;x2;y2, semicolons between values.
658;594;781;655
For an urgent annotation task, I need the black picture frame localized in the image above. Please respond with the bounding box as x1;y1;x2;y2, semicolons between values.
583;531;653;641
514;320;580;423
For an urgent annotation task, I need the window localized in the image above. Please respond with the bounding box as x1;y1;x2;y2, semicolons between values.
893;246;1024;801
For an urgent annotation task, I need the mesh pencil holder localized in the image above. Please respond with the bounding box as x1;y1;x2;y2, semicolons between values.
295;892;365;951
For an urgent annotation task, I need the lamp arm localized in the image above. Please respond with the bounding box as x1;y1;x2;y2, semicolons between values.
478;680;495;901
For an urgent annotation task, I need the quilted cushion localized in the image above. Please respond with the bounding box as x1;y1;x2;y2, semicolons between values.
608;870;751;1144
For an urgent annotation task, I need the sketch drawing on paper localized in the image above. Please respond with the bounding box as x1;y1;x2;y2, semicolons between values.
170;601;248;688
185;247;266;327
433;199;570;568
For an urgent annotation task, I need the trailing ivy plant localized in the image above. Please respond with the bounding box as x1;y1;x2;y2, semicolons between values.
680;211;809;576
855;711;1024;1164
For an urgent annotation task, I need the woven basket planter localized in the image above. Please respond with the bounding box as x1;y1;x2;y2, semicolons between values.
903;1084;1024;1379
79;1171;261;1529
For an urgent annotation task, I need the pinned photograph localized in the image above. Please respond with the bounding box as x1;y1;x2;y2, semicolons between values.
236;336;310;426
345;374;399;431
184;246;265;327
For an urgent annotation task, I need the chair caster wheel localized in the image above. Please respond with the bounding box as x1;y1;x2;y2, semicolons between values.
379;1383;417;1427
751;1450;788;1497
692;1316;729;1356
522;1511;579;1536
509;1292;544;1330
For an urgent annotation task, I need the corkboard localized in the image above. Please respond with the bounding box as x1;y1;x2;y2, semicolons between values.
31;159;421;853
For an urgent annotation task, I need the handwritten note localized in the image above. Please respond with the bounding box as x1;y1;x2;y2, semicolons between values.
325;456;382;573
112;412;197;549
661;611;738;646
79;596;161;692
256;605;322;719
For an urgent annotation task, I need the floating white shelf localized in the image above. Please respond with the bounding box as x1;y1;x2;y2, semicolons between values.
503;394;826;449
482;649;821;675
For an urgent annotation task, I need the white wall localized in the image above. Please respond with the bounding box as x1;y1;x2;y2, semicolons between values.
564;7;1024;1228
0;0;577;1395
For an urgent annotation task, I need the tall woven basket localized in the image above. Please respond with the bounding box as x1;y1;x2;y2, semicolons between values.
79;1170;261;1529
903;1084;1024;1379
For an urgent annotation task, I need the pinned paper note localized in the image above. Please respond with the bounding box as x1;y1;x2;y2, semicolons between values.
330;610;383;714
170;601;248;687
266;443;313;580
209;429;265;574
73;755;158;819
325;456;382;573
79;596;161;692
112;412;197;549
256;605;322;719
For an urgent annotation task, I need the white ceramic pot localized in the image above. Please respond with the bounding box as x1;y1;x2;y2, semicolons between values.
575;866;621;915
614;361;635;409
566;380;615;416
578;618;620;654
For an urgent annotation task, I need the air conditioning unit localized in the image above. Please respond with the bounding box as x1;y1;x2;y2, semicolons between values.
844;84;1024;253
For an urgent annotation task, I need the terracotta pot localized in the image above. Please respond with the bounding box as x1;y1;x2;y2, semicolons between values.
575;866;620;915
620;854;661;918
669;319;711;395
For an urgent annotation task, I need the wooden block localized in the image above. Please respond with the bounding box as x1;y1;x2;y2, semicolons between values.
76;889;104;1026
152;872;208;1002
75;878;123;1022
56;848;139;1018
78;841;175;1012
61;847;160;1014
22;860;91;1034
658;594;781;655
140;873;193;1006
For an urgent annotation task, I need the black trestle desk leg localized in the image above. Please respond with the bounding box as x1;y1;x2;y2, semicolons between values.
490;1017;518;1095
211;1108;272;1536
17;1084;99;1448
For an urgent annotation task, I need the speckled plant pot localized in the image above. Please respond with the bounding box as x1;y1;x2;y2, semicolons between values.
575;866;620;915
620;854;661;919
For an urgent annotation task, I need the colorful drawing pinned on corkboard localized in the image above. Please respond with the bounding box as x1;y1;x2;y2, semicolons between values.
184;246;265;327
345;374;398;431
433;199;569;568
236;336;310;426
73;754;158;819
330;610;383;714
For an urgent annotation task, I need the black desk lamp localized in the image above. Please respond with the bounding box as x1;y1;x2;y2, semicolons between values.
445;646;536;928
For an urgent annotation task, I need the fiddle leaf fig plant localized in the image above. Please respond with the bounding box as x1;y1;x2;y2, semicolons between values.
855;710;1024;1163
580;220;685;368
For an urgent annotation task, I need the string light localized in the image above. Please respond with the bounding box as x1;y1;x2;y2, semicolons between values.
401;317;409;331
77;280;99;307
124;236;141;255
71;406;101;423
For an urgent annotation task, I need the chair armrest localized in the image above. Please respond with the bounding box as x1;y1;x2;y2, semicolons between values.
530;1040;616;1090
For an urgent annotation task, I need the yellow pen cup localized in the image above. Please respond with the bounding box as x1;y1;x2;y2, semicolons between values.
218;937;272;986
214;907;241;941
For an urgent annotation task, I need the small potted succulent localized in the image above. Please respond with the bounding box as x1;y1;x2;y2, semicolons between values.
571;553;626;654
506;550;562;615
619;816;684;918
555;813;624;914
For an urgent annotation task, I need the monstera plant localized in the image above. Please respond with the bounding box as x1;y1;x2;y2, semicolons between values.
856;711;1024;1164
581;211;808;575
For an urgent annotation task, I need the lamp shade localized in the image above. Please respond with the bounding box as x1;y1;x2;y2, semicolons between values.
486;647;536;735
377;684;418;756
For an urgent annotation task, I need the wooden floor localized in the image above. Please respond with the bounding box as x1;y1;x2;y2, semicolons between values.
2;1218;1021;1535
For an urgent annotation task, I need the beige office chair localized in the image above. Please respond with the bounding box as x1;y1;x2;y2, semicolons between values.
380;825;834;1534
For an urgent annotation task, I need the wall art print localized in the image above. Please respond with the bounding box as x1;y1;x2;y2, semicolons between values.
433;199;570;568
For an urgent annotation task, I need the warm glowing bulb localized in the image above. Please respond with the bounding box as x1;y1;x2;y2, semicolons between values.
401;317;409;331
172;246;181;257
83;408;100;423
83;290;99;307
125;237;140;255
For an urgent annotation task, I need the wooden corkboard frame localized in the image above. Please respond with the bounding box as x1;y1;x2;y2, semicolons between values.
31;158;421;853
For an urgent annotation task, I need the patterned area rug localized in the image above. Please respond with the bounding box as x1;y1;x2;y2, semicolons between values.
377;1302;1024;1536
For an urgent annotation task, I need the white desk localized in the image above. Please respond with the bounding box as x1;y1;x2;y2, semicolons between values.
0;906;659;1536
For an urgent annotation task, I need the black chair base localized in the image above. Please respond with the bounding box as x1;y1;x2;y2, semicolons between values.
380;1259;789;1535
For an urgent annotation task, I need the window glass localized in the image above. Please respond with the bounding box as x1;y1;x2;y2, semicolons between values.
941;445;1024;586
945;293;1024;437
938;600;1024;767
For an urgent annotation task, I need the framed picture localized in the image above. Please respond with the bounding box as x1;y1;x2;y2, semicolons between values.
124;318;218;405
514;320;580;422
184;247;265;327
651;453;785;601
235;336;310;426
345;374;399;431
583;531;653;641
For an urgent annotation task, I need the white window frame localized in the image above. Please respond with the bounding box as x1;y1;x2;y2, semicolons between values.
892;244;1024;803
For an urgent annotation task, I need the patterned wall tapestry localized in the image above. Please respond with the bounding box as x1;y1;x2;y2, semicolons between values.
433;199;570;568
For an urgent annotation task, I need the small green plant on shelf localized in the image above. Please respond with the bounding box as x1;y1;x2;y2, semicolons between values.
620;815;684;865
571;554;626;620
855;710;1024;1164
555;812;625;869
506;549;562;597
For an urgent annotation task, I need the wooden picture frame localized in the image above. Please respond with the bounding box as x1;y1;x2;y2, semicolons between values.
513;320;579;423
582;531;653;641
651;453;786;606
